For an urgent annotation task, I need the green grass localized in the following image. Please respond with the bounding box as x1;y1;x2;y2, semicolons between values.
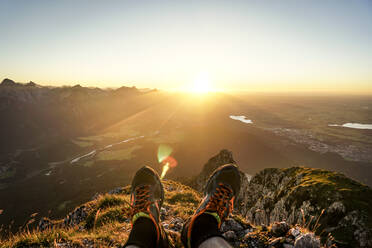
147;131;184;144
101;128;140;139
71;139;94;148
82;160;94;167
168;192;200;205
5;228;70;248
84;194;131;229
96;195;129;209
94;206;128;228
0;223;131;248
57;201;72;212
96;145;142;161
78;135;103;142
77;124;141;144
0;168;16;180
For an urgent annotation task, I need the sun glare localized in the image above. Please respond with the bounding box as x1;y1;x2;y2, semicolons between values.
190;74;213;94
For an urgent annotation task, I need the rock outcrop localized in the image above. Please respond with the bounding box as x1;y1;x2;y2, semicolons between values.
190;149;236;191
193;150;372;247
239;167;372;247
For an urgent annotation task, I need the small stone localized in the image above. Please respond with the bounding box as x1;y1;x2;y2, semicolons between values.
91;192;100;200
269;237;281;246
160;207;167;221
327;201;346;214
64;205;88;226
108;187;124;195
285;237;295;244
221;218;244;233
271;221;290;237
236;228;252;238
290;228;301;238
38;217;53;231
294;233;321;248
169;217;183;232
223;230;237;241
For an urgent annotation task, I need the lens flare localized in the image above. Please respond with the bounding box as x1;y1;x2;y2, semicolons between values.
160;162;170;179
157;144;173;163
157;145;177;179
160;156;178;179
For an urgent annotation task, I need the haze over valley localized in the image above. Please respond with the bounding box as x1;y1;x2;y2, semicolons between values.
0;78;371;231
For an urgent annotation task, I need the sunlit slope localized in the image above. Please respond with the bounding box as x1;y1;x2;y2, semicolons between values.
69;93;293;176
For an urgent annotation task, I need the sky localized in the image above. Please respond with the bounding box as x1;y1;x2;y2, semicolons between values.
1;0;371;93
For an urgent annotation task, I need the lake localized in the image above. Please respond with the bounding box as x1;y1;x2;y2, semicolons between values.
329;123;372;130
229;115;253;124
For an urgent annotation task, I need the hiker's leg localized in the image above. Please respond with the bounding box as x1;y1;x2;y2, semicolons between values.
181;164;241;248
124;166;169;248
199;237;232;248
184;212;229;248
125;217;158;248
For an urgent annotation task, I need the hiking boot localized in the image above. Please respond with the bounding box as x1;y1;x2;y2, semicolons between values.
128;166;169;247
181;164;241;248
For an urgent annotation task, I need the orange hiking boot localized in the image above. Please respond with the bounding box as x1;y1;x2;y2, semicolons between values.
181;164;241;248
125;166;170;248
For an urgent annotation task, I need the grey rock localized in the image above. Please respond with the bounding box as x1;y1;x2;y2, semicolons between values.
221;218;244;233
290;227;301;238
191;150;235;191
64;205;88;226
222;230;237;241
38;217;54;231
294;233;320;248
269;237;282;246
108;187;124;195
327;201;346;215
169;217;183;232
91;192;100;200
285;237;295;244
160;207;167;221
236;228;252;238
236;166;372;247
271;221;290;237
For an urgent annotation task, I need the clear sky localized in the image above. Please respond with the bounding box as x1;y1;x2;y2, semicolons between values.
1;0;371;93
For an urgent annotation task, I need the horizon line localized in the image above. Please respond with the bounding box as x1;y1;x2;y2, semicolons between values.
2;77;372;96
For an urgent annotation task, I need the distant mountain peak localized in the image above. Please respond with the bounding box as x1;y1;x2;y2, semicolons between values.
26;81;37;87
115;85;140;94
1;78;17;86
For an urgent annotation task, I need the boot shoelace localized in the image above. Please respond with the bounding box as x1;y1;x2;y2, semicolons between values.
206;183;233;217
130;185;152;215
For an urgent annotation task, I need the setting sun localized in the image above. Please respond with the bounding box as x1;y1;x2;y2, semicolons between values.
190;74;213;94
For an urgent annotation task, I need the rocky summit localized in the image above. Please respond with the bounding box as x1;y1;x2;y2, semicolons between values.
0;150;371;247
191;150;372;248
238;167;372;248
